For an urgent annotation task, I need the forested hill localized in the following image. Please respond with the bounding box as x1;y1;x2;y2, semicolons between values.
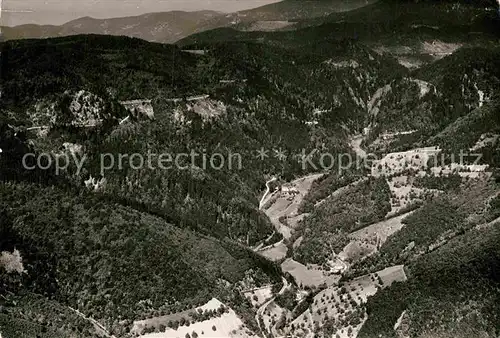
180;0;500;62
0;34;401;240
0;33;402;336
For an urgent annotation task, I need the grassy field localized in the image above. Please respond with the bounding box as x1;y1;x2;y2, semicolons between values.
371;147;441;178
257;241;288;262
263;174;324;240
139;299;257;338
349;211;415;245
281;259;340;288
243;286;273;308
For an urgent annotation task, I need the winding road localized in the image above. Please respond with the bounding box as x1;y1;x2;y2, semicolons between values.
259;177;277;210
255;277;289;338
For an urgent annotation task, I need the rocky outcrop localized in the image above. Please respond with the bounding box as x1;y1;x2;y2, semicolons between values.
0;249;26;274
84;175;107;191
394;310;410;338
119;99;154;119
27;90;108;129
173;97;226;125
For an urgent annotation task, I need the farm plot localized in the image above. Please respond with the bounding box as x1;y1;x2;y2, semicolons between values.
283;266;407;338
428;163;490;179
337;212;414;265
386;175;435;216
338;241;377;265
372;147;441;178
263;174;324;240
281;259;340;288
261;301;287;333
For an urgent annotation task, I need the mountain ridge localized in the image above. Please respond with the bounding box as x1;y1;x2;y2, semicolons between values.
0;0;377;43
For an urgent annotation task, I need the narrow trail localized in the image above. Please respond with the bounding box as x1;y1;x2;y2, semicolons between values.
68;307;115;338
476;215;500;230
26;126;49;130
26;124;98;130
253;231;276;251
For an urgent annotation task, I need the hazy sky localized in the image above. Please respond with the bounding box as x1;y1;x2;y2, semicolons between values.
2;0;282;26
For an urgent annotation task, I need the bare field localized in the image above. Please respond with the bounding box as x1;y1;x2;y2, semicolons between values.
239;20;295;32
339;241;377;264
257;241;288;262
428;163;490;179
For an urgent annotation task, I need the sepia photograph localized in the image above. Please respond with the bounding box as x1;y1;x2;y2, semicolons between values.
0;0;500;337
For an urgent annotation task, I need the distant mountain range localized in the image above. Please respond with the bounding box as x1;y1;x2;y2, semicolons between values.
1;0;376;43
1;11;222;44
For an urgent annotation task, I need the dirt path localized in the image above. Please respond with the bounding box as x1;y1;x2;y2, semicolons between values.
256;238;284;253
476;215;500;230
69;307;115;338
256;277;289;338
253;231;276;251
